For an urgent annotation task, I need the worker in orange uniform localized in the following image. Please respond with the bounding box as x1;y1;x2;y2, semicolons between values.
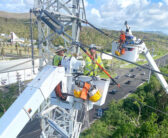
53;46;67;100
119;30;126;48
118;30;126;55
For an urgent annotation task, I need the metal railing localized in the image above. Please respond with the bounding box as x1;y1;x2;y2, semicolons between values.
0;67;39;86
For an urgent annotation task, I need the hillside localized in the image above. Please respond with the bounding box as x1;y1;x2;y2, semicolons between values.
0;11;168;137
0;11;33;19
0;11;167;55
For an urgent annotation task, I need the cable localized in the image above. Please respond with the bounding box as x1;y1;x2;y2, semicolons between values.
84;20;119;40
78;44;120;87
144;39;168;45
33;9;168;77
128;98;168;116
72;42;168;77
78;21;168;76
82;19;168;46
144;104;168;116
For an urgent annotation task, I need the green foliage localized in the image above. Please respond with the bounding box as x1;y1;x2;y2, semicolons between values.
81;66;168;138
81;120;110;138
0;17;37;39
0;84;18;117
0;16;168;55
138;113;159;138
0;15;168;137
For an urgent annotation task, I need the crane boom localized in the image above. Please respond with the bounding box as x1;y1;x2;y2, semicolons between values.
142;44;168;93
0;65;65;138
112;21;168;94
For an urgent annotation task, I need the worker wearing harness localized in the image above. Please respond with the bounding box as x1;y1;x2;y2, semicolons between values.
53;45;67;100
74;44;103;102
119;30;126;47
84;44;104;76
115;31;126;56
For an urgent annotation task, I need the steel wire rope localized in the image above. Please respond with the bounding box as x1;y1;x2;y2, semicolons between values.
127;98;168;116
80;23;168;76
83;20;119;40
72;42;168;77
58;26;168;78
30;9;35;74
79;19;168;77
81;19;168;47
144;39;168;45
33;9;168;77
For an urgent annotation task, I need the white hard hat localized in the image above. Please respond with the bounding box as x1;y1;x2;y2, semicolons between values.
89;44;97;49
55;45;67;53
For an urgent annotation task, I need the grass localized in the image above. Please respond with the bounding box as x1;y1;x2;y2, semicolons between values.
99;71;117;79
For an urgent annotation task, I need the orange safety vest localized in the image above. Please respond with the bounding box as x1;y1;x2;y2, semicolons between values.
120;34;126;42
80;82;91;100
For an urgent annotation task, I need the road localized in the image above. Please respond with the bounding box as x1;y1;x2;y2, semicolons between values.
88;67;148;122
89;53;168;122
17;53;168;137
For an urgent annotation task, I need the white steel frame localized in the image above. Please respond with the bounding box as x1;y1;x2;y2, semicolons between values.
33;1;86;137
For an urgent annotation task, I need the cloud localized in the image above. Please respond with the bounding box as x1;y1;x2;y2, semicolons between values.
158;2;163;7
0;0;33;12
91;8;101;18
0;0;167;34
164;0;168;5
86;0;168;34
25;0;34;5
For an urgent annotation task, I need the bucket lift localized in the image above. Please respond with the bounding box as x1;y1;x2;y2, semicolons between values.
0;56;110;138
112;21;168;93
0;1;111;137
112;21;140;62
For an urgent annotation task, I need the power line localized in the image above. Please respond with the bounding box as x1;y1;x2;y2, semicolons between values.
79;21;168;76
82;20;119;40
82;19;168;46
129;98;168;116
73;42;168;77
144;39;168;45
32;9;168;77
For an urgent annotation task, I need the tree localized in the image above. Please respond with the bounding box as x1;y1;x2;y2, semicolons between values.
81;120;110;138
138;113;159;138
